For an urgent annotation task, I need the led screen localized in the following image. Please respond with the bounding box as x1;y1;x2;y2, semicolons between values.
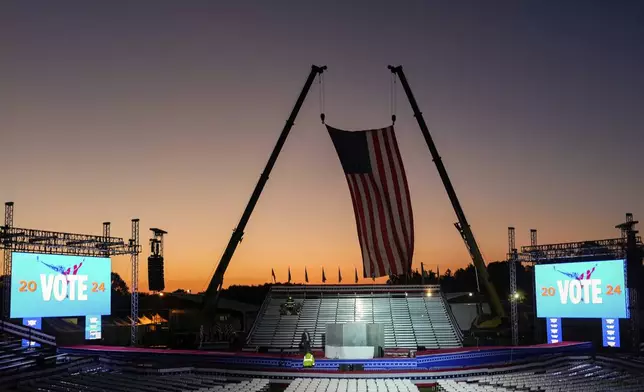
85;315;102;340
602;318;620;348
22;317;42;348
546;317;562;344
535;259;628;319
10;253;111;318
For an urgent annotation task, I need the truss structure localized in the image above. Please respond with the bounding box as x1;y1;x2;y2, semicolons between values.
0;226;138;256
130;219;140;346
0;202;142;346
520;237;641;263
507;227;518;346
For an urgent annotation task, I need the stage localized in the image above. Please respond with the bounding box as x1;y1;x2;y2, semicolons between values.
59;341;593;372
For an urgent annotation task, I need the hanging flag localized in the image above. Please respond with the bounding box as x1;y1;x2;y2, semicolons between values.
327;125;414;278
437;265;440;282
288;267;291;283
338;267;342;283
271;268;276;283
322;267;326;283
305;267;309;283
354;267;359;284
421;263;426;285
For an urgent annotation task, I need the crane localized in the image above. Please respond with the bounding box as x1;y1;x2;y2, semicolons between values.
388;65;506;328
200;65;327;326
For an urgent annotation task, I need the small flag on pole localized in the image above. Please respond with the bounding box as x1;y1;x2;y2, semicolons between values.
355;267;359;284
421;263;425;285
322;267;327;283
338;267;342;283
305;267;309;283
271;268;276;283
288;267;291;283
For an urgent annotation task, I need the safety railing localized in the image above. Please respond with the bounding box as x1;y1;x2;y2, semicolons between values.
0;320;56;347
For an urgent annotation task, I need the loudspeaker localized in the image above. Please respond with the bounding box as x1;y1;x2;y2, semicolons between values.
148;255;165;292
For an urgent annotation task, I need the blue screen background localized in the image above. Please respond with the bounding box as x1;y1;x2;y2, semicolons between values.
10;253;111;318
535;259;628;319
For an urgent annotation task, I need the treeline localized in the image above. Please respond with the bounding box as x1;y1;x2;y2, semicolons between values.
218;260;535;305
390;261;534;299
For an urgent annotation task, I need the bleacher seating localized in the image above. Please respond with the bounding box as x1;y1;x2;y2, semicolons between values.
0;338;60;375
285;378;420;391
14;369;270;392
247;285;462;350
437;359;644;392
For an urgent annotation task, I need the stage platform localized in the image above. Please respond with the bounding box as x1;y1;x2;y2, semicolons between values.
59;341;592;372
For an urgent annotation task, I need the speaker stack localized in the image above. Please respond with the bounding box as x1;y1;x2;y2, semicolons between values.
148;255;165;292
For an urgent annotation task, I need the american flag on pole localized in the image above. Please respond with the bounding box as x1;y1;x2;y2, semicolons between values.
327;125;414;278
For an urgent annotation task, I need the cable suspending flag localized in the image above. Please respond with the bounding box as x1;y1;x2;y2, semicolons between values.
327;125;414;278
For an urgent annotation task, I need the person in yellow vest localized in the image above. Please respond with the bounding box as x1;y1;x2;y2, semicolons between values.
303;351;315;368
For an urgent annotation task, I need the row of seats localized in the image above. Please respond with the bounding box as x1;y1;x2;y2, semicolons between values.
194;378;269;392
0;339;59;375
437;360;644;392
14;369;258;392
248;291;462;350
285;378;419;392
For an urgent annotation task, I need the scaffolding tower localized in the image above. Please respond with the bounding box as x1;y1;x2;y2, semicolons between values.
508;227;519;346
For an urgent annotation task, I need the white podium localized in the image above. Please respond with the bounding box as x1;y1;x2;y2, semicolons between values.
324;323;384;360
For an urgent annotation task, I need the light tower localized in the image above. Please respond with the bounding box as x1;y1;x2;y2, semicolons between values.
508;227;519;346
2;202;14;318
615;213;640;353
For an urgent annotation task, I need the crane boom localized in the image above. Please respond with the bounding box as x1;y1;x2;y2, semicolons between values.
202;65;327;315
388;65;505;319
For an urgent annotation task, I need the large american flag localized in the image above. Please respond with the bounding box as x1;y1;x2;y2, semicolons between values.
327;125;414;278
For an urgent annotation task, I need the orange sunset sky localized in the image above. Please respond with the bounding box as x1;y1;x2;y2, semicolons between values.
2;1;642;293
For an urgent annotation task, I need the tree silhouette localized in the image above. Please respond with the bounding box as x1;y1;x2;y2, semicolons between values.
111;272;129;295
220;284;273;305
381;260;537;303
